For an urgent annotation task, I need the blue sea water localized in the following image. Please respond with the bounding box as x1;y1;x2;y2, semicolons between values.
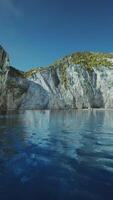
0;110;113;200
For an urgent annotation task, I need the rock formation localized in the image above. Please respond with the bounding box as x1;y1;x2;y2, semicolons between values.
1;45;113;113
0;45;9;113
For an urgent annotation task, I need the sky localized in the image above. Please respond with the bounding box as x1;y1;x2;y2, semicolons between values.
0;0;113;71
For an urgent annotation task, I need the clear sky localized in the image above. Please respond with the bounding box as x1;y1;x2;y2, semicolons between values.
0;0;113;71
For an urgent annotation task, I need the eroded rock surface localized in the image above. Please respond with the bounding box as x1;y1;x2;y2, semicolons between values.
1;47;113;112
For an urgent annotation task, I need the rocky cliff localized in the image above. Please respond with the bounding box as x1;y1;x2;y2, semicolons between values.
1;46;113;113
0;46;49;113
0;45;9;112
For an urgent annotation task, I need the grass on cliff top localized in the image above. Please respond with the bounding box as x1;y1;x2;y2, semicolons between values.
24;67;49;78
71;52;113;70
24;52;113;78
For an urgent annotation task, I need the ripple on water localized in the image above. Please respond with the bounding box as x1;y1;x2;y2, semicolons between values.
0;110;113;200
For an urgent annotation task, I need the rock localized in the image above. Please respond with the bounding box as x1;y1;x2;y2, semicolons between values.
0;45;9;113
6;67;49;111
20;81;49;110
1;47;113;112
26;53;113;109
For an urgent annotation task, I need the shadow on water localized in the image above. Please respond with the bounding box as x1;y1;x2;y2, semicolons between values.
0;110;113;200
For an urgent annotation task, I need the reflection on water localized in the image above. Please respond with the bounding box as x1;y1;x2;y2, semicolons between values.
0;110;113;200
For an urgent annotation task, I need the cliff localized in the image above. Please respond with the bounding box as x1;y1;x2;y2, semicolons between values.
1;46;113;113
0;45;9;112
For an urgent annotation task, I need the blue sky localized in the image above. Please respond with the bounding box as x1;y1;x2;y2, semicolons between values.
0;0;113;71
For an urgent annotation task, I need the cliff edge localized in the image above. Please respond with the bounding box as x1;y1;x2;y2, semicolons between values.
1;46;113;113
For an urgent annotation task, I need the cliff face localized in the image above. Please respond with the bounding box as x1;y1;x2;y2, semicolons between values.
0;46;9;112
0;46;49;113
25;53;113;109
1;46;113;112
5;66;49;111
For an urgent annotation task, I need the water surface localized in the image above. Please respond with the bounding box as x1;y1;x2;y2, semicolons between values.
0;110;113;200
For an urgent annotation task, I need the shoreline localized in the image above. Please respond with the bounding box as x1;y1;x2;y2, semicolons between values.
1;108;113;114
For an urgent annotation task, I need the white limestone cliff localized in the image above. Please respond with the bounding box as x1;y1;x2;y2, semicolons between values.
1;46;113;112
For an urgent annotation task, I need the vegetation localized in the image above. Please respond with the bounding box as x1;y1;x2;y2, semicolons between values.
59;63;68;89
24;52;113;89
51;57;69;89
9;66;25;78
24;67;49;78
71;52;113;70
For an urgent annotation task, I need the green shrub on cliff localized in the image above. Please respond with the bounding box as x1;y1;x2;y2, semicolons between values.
71;52;113;70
